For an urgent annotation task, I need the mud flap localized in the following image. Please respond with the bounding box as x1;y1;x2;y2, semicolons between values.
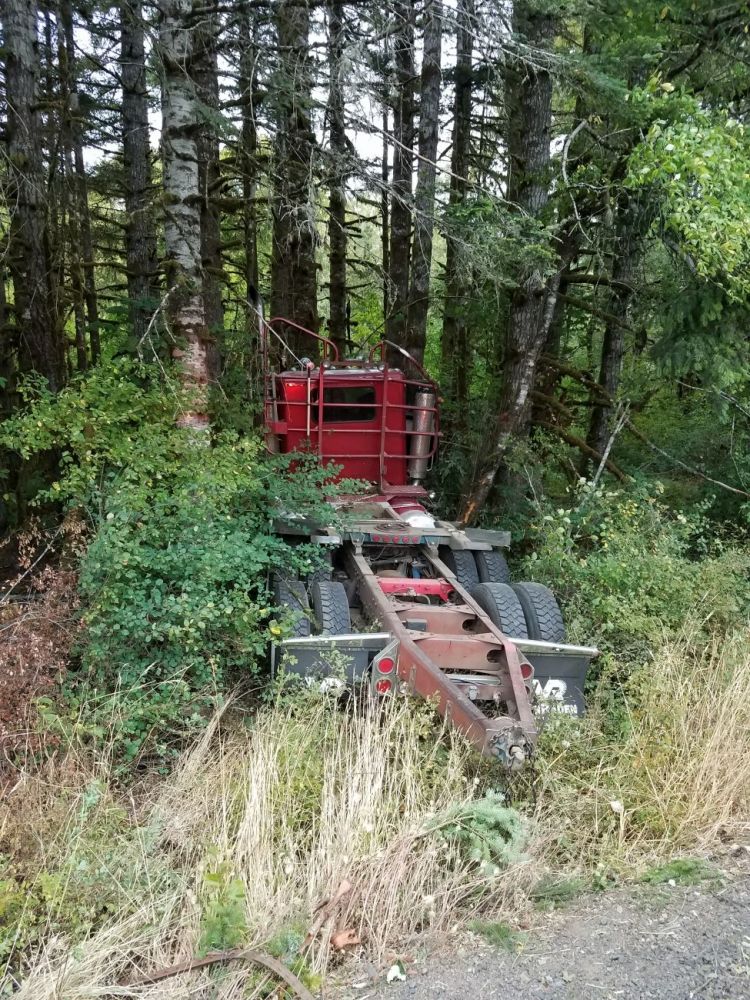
271;632;393;684
513;639;599;716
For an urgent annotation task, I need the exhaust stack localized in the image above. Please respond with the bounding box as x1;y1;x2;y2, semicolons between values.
408;391;436;484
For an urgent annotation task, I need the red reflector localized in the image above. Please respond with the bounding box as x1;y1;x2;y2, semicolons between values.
521;662;533;679
377;656;395;674
375;678;392;694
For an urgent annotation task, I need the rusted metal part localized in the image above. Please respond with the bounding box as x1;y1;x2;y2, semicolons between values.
344;543;537;762
123;949;315;998
424;547;537;737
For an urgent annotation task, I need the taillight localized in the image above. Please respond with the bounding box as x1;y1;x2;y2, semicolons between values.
377;656;395;674
375;678;392;694
521;662;534;680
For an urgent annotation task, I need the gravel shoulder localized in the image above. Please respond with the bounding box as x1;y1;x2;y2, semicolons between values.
342;870;750;1000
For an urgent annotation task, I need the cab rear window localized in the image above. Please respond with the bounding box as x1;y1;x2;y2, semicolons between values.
312;386;377;422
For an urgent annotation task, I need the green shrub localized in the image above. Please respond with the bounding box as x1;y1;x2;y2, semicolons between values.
427;790;526;876
520;480;750;656
198;862;249;954
3;361;344;761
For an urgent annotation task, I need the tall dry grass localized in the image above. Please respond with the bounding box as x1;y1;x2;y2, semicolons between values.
6;623;750;996
6;694;532;999
533;624;750;869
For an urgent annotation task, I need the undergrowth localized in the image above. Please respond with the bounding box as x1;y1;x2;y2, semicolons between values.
3;380;750;998
0;693;531;997
530;625;750;874
3;618;749;996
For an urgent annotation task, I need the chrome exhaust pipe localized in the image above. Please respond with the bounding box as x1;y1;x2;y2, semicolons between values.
408;391;436;484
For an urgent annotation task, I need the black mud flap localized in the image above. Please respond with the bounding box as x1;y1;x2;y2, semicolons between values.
271;632;393;685
514;639;599;716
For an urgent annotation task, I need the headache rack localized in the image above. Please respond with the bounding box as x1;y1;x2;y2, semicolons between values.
261;317;440;493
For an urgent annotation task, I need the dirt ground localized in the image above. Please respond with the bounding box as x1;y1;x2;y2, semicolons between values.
340;870;750;1000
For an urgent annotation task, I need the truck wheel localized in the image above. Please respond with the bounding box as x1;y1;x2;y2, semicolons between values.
273;576;311;637
471;583;528;639
439;547;479;589
474;549;511;584
311;580;352;635
511;582;566;642
306;550;333;589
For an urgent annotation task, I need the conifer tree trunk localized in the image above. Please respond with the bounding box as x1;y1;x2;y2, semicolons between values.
405;0;442;366
458;2;556;524
195;11;223;340
381;104;390;323
386;0;414;346
159;0;212;431
239;1;259;295
60;0;100;363
586;241;637;459
2;0;63;390
270;0;319;353
327;0;348;355
441;0;473;428
121;0;157;345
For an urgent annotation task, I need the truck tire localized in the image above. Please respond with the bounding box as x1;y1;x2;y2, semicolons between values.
311;580;352;635
306;550;333;589
471;583;528;639
474;549;511;584
511;582;565;642
439;547;479;589
273;576;311;637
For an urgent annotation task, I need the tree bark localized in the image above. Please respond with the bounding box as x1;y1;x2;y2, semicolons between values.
386;0;414;347
381;104;390;323
60;0;100;363
2;0;63;390
195;9;224;342
270;0;319;355
405;0;442;366
458;2;556;525
159;0;212;432
327;0;348;355
239;0;259;296
585;240;638;460
121;0;157;346
441;0;473;427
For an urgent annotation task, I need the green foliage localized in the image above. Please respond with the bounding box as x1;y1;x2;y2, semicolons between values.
428;791;526;877
3;360;346;761
0;358;181;509
520;480;750;656
198;863;249;954
639;858;719;886
73;438;341;760
628;109;750;302
468;919;526;951
442;195;558;293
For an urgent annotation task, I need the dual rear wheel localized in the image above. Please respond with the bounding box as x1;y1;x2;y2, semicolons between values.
471;580;565;642
274;550;565;643
272;575;351;636
439;547;511;588
438;546;565;642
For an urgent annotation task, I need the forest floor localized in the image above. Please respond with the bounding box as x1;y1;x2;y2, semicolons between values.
338;861;750;1000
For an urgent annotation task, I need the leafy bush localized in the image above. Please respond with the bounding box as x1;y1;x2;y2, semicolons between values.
2;361;342;760
520;480;750;657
